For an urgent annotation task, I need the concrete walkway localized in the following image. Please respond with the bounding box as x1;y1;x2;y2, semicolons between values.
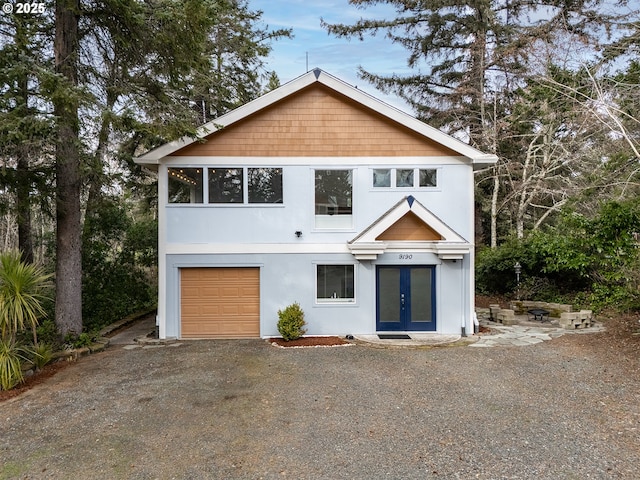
354;333;463;347
108;314;157;345
354;317;605;348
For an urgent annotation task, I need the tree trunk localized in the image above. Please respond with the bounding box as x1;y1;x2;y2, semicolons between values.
16;69;34;263
468;4;489;150
14;21;34;263
16;149;34;264
82;89;117;241
490;165;499;248
54;0;82;336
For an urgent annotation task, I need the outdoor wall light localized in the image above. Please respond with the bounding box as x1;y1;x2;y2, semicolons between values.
295;231;303;238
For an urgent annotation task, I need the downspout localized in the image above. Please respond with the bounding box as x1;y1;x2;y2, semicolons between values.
460;258;467;337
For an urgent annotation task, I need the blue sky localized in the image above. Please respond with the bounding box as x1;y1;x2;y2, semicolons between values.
249;0;414;112
249;0;640;114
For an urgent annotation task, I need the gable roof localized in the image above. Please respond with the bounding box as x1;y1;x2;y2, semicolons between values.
347;196;471;260
135;69;498;167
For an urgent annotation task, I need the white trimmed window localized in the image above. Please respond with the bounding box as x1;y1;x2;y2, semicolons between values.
167;167;283;205
316;264;355;303
209;168;243;203
372;168;438;189
419;168;437;187
208;167;283;204
168;168;203;203
315;169;353;228
248;168;283;203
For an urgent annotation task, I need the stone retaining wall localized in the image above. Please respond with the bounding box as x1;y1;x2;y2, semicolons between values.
509;301;572;317
487;303;596;330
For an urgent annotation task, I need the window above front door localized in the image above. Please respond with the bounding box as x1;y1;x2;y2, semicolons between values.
315;169;353;229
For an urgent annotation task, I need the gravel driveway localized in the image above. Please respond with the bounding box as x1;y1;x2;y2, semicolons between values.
1;332;639;479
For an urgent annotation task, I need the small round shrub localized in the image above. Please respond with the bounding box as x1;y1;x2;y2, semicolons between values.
277;302;307;341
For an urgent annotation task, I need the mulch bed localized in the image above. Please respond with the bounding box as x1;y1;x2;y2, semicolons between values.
0;360;72;402
269;336;351;348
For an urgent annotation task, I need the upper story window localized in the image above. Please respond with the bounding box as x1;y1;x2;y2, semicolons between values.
419;169;437;187
373;169;391;188
209;168;243;203
396;169;414;187
168;167;282;205
373;168;438;189
168;168;203;203
248;168;283;203
315;169;353;229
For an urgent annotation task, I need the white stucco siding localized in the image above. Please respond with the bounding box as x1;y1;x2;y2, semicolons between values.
163;162;474;246
164;251;469;339
165;253;372;338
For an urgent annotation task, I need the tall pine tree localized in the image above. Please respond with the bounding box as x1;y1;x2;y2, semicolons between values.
0;8;54;263
323;0;610;150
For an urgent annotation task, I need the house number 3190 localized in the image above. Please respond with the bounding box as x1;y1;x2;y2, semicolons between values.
398;253;413;260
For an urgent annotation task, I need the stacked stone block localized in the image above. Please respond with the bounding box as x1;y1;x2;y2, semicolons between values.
497;309;517;325
559;310;594;329
488;304;517;325
489;304;502;322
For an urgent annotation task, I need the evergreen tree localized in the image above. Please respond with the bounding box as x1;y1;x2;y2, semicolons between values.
323;0;609;150
0;9;54;263
2;0;290;335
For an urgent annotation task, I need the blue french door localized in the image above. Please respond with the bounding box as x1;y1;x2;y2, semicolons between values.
376;266;436;331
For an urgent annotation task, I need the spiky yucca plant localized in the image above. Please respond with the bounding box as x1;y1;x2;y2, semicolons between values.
0;337;26;390
0;250;52;346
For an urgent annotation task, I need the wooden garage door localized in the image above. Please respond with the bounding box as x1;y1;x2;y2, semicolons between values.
180;267;260;339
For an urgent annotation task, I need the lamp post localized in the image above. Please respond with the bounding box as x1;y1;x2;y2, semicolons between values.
514;262;522;301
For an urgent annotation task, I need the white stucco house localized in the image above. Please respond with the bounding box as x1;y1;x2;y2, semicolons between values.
135;69;497;339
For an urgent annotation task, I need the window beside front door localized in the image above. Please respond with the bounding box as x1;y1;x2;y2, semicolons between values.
316;264;355;303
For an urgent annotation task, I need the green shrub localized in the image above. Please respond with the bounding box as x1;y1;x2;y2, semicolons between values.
63;331;96;349
277;302;306;341
35;319;61;348
29;343;53;371
476;198;640;312
82;195;157;331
